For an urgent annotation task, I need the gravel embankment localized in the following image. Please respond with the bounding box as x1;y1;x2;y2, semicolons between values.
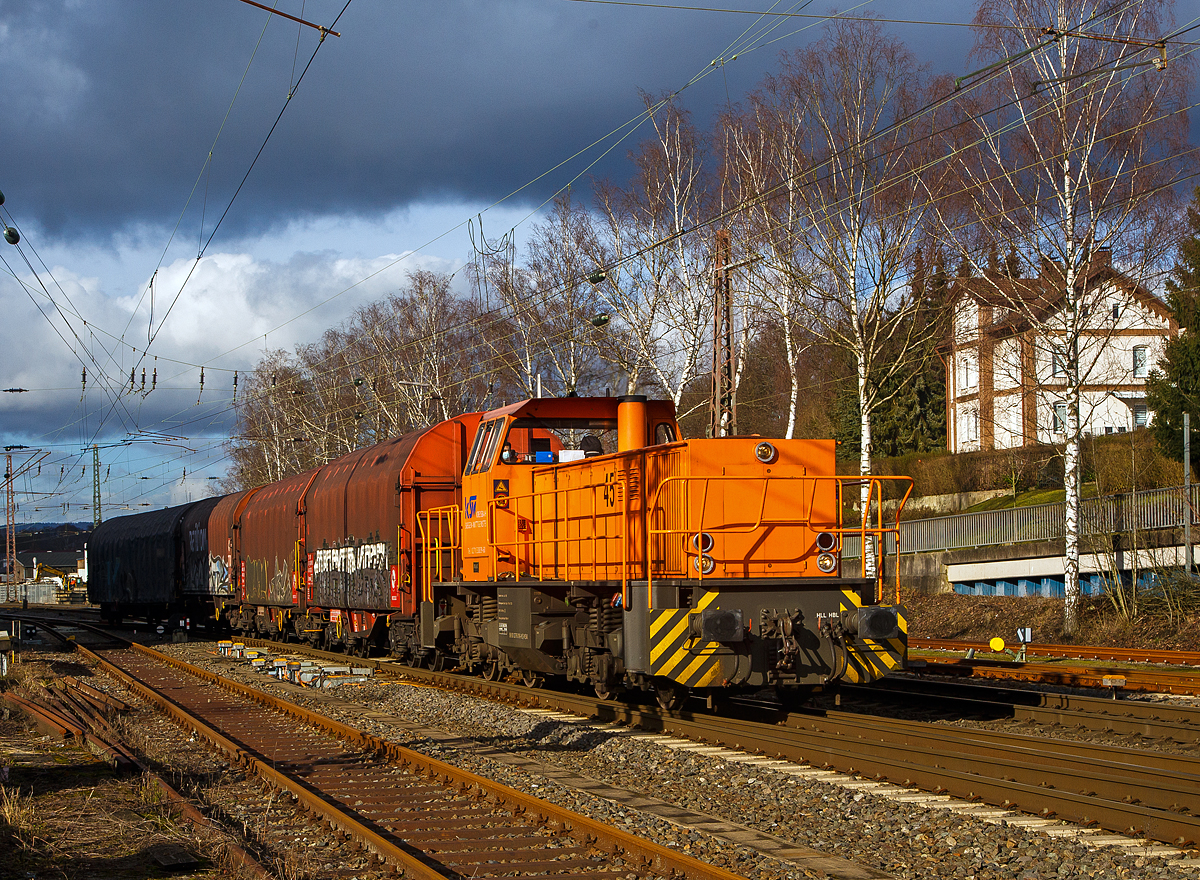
162;641;1200;880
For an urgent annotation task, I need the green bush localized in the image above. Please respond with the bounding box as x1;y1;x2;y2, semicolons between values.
874;430;1184;500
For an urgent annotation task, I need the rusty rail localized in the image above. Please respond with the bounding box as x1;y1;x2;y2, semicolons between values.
238;636;1200;848
912;637;1200;668
78;641;752;880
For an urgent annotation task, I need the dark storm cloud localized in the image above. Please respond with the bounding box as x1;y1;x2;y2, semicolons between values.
2;0;779;240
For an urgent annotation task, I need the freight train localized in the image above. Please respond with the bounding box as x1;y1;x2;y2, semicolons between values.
90;396;912;704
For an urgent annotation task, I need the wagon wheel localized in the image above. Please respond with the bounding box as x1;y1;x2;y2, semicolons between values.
480;660;500;682
593;679;614;701
521;670;545;689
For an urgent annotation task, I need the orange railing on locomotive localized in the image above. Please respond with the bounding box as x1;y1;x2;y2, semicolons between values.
644;474;914;605
483;471;630;594
417;505;463;603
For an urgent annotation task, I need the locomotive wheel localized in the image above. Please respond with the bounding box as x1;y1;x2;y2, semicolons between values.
481;660;499;681
521;670;545;688
593;680;614;701
655;680;687;711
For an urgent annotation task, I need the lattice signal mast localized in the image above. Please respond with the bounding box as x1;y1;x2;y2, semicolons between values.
4;454;14;602
92;445;101;528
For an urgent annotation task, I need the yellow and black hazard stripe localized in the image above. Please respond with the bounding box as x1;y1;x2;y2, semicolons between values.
648;590;728;688
838;589;908;684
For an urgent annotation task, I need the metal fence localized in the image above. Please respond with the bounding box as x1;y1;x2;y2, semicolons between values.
843;484;1199;559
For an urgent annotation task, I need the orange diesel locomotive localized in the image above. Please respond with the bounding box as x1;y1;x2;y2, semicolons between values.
411;395;910;705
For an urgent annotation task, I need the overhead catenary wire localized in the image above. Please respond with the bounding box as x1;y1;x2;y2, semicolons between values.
7;0;1190;511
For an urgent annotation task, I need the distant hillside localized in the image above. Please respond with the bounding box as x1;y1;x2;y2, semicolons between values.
0;523;93;553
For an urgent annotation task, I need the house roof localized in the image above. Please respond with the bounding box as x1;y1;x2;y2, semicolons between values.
944;252;1173;346
15;551;82;570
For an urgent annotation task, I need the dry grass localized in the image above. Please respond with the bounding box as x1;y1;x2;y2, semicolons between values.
907;592;1200;649
0;783;40;849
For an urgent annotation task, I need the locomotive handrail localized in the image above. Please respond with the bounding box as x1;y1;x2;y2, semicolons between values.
417;504;462;603
485;472;631;606
645;474;913;604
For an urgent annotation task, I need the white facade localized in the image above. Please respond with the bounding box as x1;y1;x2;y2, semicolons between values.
945;263;1173;454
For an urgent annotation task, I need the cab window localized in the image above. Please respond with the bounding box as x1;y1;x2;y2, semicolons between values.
467;419;501;475
480;420;505;471
500;424;555;464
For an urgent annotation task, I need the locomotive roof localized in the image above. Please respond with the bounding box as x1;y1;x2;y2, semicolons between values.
481;396;675;424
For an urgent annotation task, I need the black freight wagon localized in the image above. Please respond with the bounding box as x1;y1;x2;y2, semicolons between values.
89;497;223;622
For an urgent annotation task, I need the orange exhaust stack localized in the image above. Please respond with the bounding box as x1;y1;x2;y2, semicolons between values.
617;395;648;452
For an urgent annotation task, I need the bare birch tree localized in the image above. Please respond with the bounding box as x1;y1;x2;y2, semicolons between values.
938;0;1192;634
471;194;612;399
225;270;485;488
724;78;819;439
729;18;947;571
589;96;715;408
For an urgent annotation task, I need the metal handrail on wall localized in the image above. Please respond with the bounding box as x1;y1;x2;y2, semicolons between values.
842;483;1200;559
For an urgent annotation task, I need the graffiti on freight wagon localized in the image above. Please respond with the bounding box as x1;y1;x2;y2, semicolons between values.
312;540;390;607
209;554;232;596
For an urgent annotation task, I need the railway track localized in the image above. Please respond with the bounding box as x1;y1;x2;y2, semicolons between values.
912;637;1200;667
848;678;1200;744
913;655;1200;695
11;615;1200;853
74;639;751;880
233;636;1200;849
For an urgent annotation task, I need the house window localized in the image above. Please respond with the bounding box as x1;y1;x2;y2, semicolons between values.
1133;345;1148;379
1053;403;1068;434
958;353;977;391
1112;303;1120;320
1133;405;1148;429
961;407;979;445
1051;351;1066;378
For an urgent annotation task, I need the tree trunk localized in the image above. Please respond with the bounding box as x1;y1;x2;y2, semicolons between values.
784;316;798;440
858;360;876;579
1063;388;1081;636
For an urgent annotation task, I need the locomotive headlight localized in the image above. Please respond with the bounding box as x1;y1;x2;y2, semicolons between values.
691;532;714;553
754;441;777;463
693;554;716;575
815;531;837;552
816;552;837;573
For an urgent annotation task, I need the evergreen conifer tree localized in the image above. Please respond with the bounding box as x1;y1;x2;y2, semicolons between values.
1146;187;1200;474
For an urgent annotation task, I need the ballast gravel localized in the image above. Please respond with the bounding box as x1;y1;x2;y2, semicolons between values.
164;642;1200;880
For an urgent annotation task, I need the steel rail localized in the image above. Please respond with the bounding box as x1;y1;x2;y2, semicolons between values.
0;620;271;878
912;638;1200;667
915;657;1200;696
847;679;1200;744
235;638;1200;847
77;640;753;880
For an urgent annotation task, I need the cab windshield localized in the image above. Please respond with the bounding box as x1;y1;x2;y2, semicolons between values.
465;419;503;475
